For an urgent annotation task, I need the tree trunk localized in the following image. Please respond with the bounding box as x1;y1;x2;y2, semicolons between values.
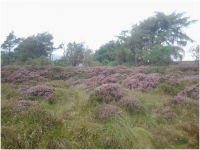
8;47;10;64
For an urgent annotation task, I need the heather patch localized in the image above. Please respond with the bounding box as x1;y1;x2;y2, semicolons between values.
89;84;123;104
1;64;199;149
95;83;123;100
120;96;140;112
26;85;54;100
88;75;117;87
95;105;122;120
161;106;177;119
123;73;160;91
11;70;46;84
172;84;199;104
179;75;199;82
17;99;38;113
175;63;199;72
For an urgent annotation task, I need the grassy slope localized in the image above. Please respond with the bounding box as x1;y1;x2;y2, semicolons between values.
1;64;199;149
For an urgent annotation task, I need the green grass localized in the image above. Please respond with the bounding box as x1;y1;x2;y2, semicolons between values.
1;74;199;149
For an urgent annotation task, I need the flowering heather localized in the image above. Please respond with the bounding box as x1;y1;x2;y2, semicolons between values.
132;66;149;74
95;83;120;95
11;70;46;83
172;95;189;104
88;75;117;87
88;75;106;87
123;73;160;91
95;83;123;101
179;75;199;82
161;106;177;119
26;85;54;100
120;96;140;111
96;105;122;120
17;100;38;113
101;68;116;76
178;84;199;100
175;63;199;72
172;84;199;103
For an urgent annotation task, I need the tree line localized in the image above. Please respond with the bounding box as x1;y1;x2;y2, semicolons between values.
1;11;199;67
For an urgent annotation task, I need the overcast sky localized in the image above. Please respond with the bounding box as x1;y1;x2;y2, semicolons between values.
1;0;199;60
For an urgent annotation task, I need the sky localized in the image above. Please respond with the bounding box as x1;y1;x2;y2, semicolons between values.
1;0;199;60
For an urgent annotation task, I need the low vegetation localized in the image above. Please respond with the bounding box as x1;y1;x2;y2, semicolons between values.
1;62;199;149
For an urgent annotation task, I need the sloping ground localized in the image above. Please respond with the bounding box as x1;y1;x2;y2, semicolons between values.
1;63;199;149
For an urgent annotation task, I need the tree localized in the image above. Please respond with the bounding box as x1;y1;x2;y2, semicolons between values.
189;45;199;63
94;40;116;63
61;41;86;66
116;11;197;65
54;59;64;66
143;45;183;66
15;32;55;64
1;51;18;66
1;31;22;64
83;49;94;67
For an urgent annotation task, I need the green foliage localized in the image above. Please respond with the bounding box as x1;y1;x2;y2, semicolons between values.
83;49;94;67
143;45;183;65
89;93;108;104
15;32;55;63
1;51;18;66
189;45;199;63
61;41;86;66
155;84;181;96
147;66;162;73
93;11;195;66
25;56;52;66
1;31;22;65
94;40;116;63
53;59;64;66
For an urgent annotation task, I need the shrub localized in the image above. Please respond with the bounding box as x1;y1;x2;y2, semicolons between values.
123;73;160;91
17;99;38;113
157;84;181;96
89;84;123;104
25;56;52;66
26;85;54;100
95;83;123;100
172;84;199;104
178;84;199;100
88;75;117;87
161;106;177;119
95;105;122;120
175;63;199;72
172;95;189;104
11;70;46;84
120;96;140;111
179;75;199;82
147;66;162;73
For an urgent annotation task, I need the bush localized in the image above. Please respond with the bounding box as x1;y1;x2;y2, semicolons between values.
26;85;54;100
95;105;122;120
157;84;181;96
123;73;160;91
89;84;123;104
95;83;123;100
161;106;177;119
120;96;140;112
143;45;177;66
25;56;52;66
172;84;199;104
147;66;162;73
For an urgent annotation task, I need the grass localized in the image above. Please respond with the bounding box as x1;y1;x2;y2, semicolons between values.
1;65;199;149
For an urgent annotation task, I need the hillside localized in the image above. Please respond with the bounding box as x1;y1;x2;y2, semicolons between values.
1;62;199;149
